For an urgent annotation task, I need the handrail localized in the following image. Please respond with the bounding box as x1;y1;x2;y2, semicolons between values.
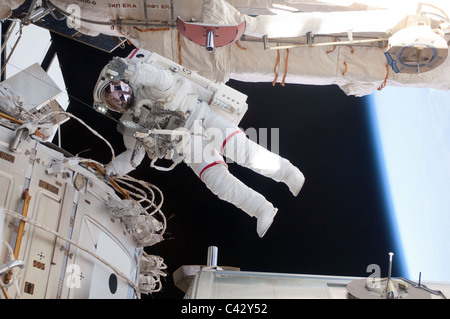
4;189;31;285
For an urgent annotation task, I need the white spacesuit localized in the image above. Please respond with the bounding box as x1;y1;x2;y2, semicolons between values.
94;49;305;237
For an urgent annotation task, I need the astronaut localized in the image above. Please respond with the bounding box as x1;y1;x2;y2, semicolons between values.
94;49;305;238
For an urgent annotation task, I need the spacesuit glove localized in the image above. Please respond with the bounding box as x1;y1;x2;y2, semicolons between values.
104;164;116;182
106;57;134;81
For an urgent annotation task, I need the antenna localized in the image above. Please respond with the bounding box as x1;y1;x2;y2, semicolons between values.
207;246;218;267
386;252;398;299
347;251;432;299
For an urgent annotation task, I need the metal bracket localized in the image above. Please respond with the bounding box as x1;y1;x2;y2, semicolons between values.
263;34;389;51
177;17;246;51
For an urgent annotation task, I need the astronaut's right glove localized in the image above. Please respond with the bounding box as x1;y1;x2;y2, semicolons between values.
106;57;136;81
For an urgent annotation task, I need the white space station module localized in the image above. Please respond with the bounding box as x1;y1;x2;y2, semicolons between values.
4;0;450;96
175;246;450;299
0;64;168;299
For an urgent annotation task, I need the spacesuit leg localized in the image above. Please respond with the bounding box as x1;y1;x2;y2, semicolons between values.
187;155;278;238
199;104;305;196
221;129;305;196
183;125;277;237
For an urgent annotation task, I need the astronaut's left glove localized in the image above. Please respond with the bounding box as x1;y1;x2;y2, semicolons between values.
103;164;116;183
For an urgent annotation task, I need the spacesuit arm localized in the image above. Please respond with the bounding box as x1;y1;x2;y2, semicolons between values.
105;136;146;177
128;61;175;92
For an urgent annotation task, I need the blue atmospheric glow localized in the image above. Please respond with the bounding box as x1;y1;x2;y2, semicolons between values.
366;95;409;279
366;86;450;283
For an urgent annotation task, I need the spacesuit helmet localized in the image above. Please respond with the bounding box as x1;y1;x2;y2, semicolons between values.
100;80;134;113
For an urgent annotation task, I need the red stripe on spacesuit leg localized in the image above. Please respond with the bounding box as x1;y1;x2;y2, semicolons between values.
199;161;227;181
220;129;244;155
